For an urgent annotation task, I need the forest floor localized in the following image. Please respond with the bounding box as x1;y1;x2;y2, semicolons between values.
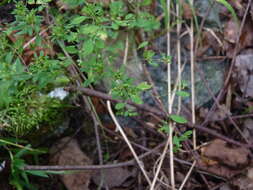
0;0;253;190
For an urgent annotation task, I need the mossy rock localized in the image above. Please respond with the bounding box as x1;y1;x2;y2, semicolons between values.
0;86;68;137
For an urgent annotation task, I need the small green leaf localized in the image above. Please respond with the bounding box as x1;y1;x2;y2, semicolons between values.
138;41;149;49
170;115;187;124
82;39;94;56
183;130;192;136
159;124;170;134
65;45;78;54
26;170;49;178
161;54;171;64
104;152;110;162
5;52;13;63
14;59;24;74
176;91;190;97
111;22;119;30
137;82;152;90
115;102;126;110
80;25;100;35
131;94;143;104
140;0;152;6
173;136;181;147
143;50;155;60
180;130;192;141
54;75;70;86
128;111;138;116
70;16;87;25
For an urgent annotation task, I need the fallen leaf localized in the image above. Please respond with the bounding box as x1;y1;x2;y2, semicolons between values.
231;168;253;190
197;158;239;178
50;137;92;190
201;139;250;169
197;138;250;178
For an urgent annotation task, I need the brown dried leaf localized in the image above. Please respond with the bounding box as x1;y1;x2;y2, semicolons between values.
197;138;250;178
50;137;92;190
201;139;250;169
231;168;253;190
197;159;239;178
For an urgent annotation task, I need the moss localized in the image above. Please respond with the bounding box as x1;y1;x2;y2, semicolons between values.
0;86;67;137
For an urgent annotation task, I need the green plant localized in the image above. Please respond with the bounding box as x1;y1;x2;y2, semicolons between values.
0;0;11;6
1;0;195;143
49;0;159;116
0;86;67;136
112;68;152;116
159;117;192;152
6;1;43;36
172;130;192;152
9;146;45;190
0;2;71;136
0;138;47;190
0;138;72;189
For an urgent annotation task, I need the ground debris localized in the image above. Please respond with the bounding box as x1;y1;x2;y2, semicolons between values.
230;168;253;190
197;139;250;178
201;139;250;169
50;137;92;190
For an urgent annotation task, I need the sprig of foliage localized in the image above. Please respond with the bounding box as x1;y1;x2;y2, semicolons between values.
49;0;159;116
0;2;70;136
172;130;192;152
0;138;65;190
159;115;191;152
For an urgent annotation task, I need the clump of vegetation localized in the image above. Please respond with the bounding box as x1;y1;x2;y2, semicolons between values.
0;0;160;135
0;0;210;188
0;2;70;136
0;86;67;136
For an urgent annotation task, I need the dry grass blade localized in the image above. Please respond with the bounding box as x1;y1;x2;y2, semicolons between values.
106;100;152;186
178;161;196;190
